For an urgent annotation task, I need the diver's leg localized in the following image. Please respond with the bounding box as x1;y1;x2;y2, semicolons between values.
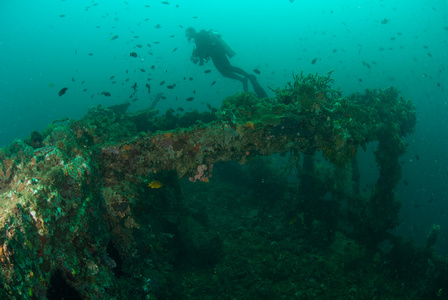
230;66;251;77
220;71;248;91
213;56;249;91
231;67;267;98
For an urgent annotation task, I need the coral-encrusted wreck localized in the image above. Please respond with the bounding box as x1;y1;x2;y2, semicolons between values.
0;72;431;299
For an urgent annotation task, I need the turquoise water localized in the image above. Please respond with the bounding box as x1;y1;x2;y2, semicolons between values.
1;0;447;257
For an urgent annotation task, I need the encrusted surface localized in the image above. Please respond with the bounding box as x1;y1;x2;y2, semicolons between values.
1;73;430;299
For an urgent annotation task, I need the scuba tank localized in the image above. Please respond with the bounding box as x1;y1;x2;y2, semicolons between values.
210;30;236;58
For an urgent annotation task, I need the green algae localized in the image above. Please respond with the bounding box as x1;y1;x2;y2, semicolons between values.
1;72;443;300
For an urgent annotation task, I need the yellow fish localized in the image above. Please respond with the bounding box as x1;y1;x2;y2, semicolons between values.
289;216;298;225
148;180;163;189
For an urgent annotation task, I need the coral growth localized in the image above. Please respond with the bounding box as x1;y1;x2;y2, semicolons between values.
1;72;440;300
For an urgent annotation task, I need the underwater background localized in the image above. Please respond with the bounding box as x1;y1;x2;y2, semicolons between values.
0;0;448;298
1;0;447;253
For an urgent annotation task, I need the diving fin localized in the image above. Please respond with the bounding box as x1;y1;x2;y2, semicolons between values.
249;75;268;99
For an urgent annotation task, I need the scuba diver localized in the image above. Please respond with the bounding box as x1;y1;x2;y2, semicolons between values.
185;27;268;99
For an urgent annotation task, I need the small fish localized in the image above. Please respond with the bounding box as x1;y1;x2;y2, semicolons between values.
178;107;184;111
362;61;371;69
58;87;68;96
151;65;155;69
130;52;137;57
136;44;143;48
155;24;161;29
172;47;177;52
161;1;170;4
88;53;93;56
253;69;261;74
204;70;211;73
160;81;165;85
167;84;176;89
103;254;117;268
110;76;115;80
206;103;212;110
381;18;389;25
101;92;111;97
48;83;55;88
132;82;137;91
311;58;317;64
189;77;194;81
146;83;151;94
59;14;66;18
211;81;216;86
110;35;119;41
140;68;146;72
186;97;194;101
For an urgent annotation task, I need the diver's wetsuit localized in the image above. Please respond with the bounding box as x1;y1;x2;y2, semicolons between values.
191;30;268;98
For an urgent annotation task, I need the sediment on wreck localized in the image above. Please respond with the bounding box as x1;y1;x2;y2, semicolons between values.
0;72;425;299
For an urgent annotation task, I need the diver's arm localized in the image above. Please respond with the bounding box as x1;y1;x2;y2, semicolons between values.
191;48;201;64
191;47;209;65
191;53;200;64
